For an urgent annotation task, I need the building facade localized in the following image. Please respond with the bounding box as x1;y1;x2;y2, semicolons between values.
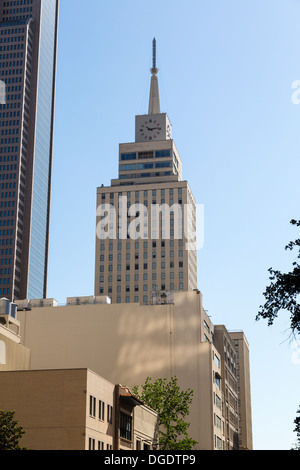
0;368;158;451
230;331;253;450
95;40;197;304
14;290;253;450
0;0;59;301
214;325;240;450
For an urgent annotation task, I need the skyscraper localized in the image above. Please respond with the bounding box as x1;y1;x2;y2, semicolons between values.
0;0;59;301
95;39;198;305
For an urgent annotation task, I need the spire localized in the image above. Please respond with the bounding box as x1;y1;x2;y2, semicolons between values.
148;38;161;115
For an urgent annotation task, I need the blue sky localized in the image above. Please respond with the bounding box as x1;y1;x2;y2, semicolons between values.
47;0;300;450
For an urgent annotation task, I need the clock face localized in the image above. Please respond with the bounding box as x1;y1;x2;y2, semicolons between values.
139;119;162;141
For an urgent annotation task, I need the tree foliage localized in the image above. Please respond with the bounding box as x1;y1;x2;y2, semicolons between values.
256;220;300;449
293;408;300;450
0;410;26;450
133;376;197;450
256;219;300;334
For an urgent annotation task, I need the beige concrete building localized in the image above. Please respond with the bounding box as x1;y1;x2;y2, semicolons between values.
214;325;240;450
95;40;197;305
12;290;252;450
0;368;158;451
230;331;253;450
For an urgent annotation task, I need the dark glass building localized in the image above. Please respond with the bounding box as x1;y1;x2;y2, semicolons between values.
0;0;59;300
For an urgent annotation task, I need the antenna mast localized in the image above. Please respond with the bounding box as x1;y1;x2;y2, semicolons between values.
151;38;158;75
152;37;157;69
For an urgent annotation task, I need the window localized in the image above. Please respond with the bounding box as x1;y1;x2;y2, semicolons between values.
214;354;220;368
121;163;136;171
89;437;95;450
107;405;113;424
120;412;132;441
155;162;172;168
89;395;96;418
99;400;105;421
216;395;222;410
215;436;223;450
98;441;104;450
121;153;136;161
155;150;171;158
215;414;222;430
138;163;154;170
204;320;210;334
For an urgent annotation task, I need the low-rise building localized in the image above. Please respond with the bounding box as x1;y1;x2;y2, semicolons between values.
0;368;158;451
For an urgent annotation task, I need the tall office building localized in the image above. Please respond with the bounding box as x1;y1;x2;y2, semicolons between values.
95;40;198;305
0;0;59;301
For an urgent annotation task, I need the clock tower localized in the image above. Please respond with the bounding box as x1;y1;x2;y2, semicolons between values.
95;39;198;306
135;38;172;143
